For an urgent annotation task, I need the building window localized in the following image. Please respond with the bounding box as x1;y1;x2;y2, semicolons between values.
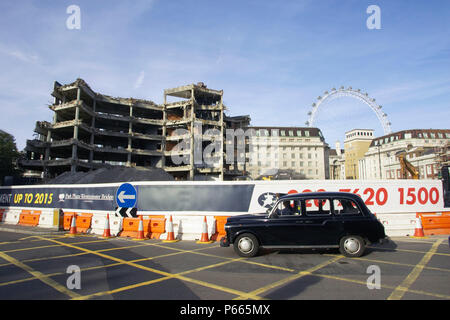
305;131;310;137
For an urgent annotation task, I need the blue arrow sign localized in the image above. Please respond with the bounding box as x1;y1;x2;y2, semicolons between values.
115;183;137;208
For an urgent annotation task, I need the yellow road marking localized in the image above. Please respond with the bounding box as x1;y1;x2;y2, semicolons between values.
0;234;83;246
0;245;213;288
0;236;450;299
0;242;152;267
143;241;296;273
234;255;343;300
0;250;81;299
323;253;450;273
2;235;449;300
2;238;111;253
387;239;444;300
76;277;172;299
35;236;264;300
314;273;450;299
77;257;248;300
367;246;450;257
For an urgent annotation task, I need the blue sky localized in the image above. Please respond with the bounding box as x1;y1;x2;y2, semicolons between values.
0;0;449;151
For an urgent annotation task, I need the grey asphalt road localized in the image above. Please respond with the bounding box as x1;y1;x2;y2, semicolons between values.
0;230;449;301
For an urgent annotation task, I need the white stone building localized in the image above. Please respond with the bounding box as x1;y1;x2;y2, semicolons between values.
245;127;330;179
359;129;450;180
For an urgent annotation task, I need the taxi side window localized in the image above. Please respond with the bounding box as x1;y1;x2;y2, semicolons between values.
280;200;301;216
277;200;302;216
304;198;331;216
333;199;361;215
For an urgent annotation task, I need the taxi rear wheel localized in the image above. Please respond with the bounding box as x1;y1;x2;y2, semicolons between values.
234;233;259;257
339;235;365;257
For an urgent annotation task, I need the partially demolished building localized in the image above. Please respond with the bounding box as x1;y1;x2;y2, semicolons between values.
21;79;249;181
163;83;224;180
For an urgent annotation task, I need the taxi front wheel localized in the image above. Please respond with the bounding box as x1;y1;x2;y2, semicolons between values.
339;235;365;257
234;233;259;257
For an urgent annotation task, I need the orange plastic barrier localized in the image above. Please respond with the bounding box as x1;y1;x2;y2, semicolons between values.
119;215;166;239
120;217;150;239
76;213;93;233
418;212;450;235
211;216;229;241
63;212;77;230
62;212;93;233
148;216;166;239
18;210;41;227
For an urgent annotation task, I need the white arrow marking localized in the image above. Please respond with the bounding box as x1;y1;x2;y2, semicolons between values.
118;190;136;203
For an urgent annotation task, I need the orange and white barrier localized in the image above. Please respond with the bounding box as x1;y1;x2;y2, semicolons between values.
418;212;450;236
119;216;149;239
1;207;449;239
63;212;76;230
2;208;21;225
38;209;60;229
376;213;417;237
211;216;229;241
18;210;41;227
90;214;122;236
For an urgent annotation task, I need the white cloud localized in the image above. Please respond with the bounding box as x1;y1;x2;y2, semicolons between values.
134;71;145;89
0;44;39;63
372;79;450;105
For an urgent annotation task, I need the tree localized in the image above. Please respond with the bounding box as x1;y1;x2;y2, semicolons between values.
0;130;21;185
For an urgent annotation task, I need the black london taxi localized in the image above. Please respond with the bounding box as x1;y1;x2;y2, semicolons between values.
220;192;387;258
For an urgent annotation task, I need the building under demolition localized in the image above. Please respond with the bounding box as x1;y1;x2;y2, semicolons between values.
21;79;250;181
